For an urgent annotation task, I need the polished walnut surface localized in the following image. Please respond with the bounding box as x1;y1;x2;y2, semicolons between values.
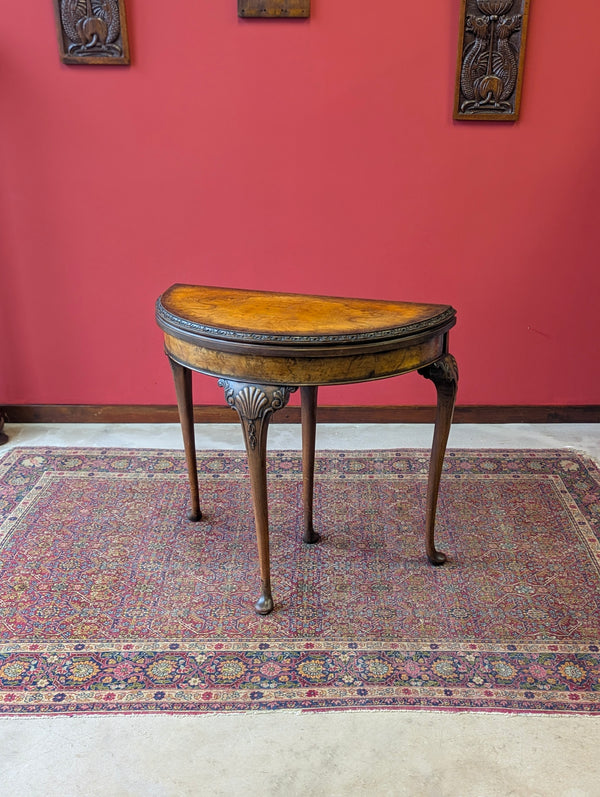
157;285;456;387
157;284;455;345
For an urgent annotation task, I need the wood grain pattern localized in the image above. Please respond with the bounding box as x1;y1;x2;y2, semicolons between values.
164;333;447;386
158;284;454;344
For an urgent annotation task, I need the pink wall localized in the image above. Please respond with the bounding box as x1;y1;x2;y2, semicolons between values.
3;1;599;408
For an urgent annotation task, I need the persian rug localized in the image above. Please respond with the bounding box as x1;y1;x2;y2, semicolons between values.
0;446;599;717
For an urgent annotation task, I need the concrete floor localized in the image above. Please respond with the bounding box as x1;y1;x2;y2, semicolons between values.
1;422;599;797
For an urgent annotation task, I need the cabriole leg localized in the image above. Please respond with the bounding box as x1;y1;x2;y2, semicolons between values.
418;354;459;565
169;357;202;522
219;379;297;615
301;385;321;544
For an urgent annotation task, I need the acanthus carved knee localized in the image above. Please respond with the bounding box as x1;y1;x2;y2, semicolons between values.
418;354;459;393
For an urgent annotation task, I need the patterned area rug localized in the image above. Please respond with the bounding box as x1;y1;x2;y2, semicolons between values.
1;447;599;716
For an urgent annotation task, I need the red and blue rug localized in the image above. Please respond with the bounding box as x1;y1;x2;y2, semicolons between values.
1;447;599;716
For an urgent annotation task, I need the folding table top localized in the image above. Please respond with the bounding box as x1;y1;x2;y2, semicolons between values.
156;284;456;347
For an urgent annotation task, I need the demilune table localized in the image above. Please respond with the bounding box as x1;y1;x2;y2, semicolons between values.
156;284;458;615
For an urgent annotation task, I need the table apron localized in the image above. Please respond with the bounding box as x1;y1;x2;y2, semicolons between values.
163;332;448;386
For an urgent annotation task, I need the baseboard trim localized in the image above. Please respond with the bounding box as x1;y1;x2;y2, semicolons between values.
3;404;599;424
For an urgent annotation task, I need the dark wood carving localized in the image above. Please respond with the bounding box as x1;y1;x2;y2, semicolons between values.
53;0;130;65
218;380;297;450
454;0;530;121
238;0;310;18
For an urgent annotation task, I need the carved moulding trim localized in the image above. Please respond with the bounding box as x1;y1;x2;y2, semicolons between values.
454;0;531;121
53;0;131;65
156;301;457;347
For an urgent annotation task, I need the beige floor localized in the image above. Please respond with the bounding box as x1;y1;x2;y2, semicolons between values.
1;422;599;797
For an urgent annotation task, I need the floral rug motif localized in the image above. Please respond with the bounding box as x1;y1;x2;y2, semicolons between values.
0;447;599;716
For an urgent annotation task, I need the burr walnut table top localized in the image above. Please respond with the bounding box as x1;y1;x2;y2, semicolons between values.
156;284;456;386
157;283;455;345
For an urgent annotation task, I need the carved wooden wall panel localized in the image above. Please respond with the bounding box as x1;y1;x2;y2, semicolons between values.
53;0;130;65
454;0;530;121
238;0;310;18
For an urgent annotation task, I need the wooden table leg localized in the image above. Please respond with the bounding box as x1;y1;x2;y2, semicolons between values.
301;386;321;544
219;379;297;615
169;357;202;522
418;353;459;565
